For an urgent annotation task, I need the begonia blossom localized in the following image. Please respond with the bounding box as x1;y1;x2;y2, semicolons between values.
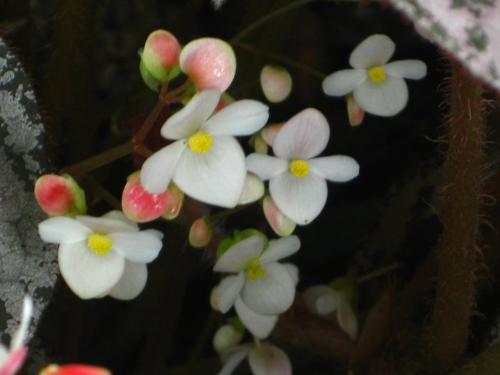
247;108;359;225
38;211;163;300
0;296;33;375
213;234;300;316
260;65;293;103
219;343;291;375
322;34;427;116
140;90;269;208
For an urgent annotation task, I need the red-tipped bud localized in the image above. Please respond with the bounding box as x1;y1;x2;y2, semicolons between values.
189;217;213;248
260;65;292;103
140;30;181;84
346;95;365;127
121;172;170;223
179;38;236;92
260;123;284;147
39;364;111;375
263;195;296;236
34;174;86;216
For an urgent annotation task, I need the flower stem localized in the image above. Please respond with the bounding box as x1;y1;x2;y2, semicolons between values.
208;204;253;224
427;60;484;371
232;41;326;79
60;141;133;176
357;263;399;284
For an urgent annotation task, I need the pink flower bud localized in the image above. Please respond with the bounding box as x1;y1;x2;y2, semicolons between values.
260;123;284;147
141;30;181;83
39;364;110;375
179;38;236;92
121;172;170;223
0;347;28;375
34;174;86;216
263;196;296;236
347;95;365;127
260;65;293;103
189;217;213;248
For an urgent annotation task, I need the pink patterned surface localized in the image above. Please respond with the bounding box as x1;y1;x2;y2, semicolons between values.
390;0;500;90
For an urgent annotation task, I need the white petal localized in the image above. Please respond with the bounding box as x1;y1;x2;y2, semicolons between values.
58;241;125;299
218;348;248;375
161;90;220;139
38;217;91;244
174;136;246;208
322;69;367;96
215;273;245;313
273;108;330;160
109;261;148;300
246;154;288;180
214;235;264;273
282;263;299;286
241;262;295;315
203;100;269;136
384;59;427;80
0;345;8;365
10;296;33;351
140;140;186;194
235;297;278;339
270;172;327;225
101;211;139;230
303;285;338;315
75;215;138;234
260;235;300;264
349;34;395;69
309;155;360;182
238;173;265;205
110;230;163;263
353;76;408;116
248;344;292;375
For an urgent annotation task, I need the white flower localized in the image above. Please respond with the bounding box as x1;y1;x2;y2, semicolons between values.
219;343;291;375
38;211;163;300
303;285;358;340
140;90;269;208
0;296;32;375
246;108;359;225
213;235;300;317
322;34;427;117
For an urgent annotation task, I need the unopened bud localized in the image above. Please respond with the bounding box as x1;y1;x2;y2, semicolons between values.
337;299;358;341
260;65;292;103
213;324;243;353
210;287;220;311
161;183;184;220
141;30;181;83
179;38;236;92
39;364;111;375
347;95;365;127
121;172;170;223
238;174;265;205
34;174;86;216
249;134;268;154
263;196;296;236
260;123;284;147
303;285;339;316
189;217;213;248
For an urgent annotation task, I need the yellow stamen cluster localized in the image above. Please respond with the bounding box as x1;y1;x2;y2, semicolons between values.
87;233;112;256
246;258;267;281
289;159;309;178
368;66;386;84
188;131;213;153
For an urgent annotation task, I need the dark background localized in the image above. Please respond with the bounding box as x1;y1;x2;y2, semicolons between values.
2;0;500;374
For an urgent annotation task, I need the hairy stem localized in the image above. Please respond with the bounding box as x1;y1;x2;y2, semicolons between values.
428;61;484;371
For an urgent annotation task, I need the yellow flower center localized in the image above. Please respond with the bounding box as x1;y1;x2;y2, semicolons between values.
289;160;309;178
188;131;213;153
87;233;112;256
368;66;386;84
246;258;267;281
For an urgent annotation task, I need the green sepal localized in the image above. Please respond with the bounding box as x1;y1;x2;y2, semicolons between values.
62;174;87;216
